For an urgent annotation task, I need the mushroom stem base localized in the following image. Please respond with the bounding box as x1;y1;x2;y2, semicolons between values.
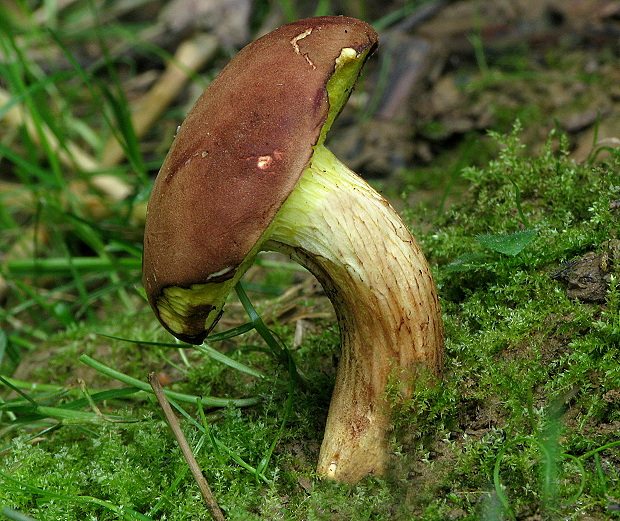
265;144;443;483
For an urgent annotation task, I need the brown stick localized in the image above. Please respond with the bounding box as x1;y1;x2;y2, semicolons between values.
148;373;226;521
102;34;218;167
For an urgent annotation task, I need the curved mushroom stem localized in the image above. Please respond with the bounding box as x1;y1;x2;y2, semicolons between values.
264;143;443;483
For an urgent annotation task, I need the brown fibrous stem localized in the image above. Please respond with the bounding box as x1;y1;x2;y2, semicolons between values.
265;144;444;483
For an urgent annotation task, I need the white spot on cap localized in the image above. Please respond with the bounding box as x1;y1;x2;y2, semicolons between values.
254;150;283;172
257;155;272;170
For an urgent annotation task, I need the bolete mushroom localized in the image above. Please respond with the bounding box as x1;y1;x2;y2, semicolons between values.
143;16;443;483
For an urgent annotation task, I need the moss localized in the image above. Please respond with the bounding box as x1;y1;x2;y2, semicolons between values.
3;127;620;520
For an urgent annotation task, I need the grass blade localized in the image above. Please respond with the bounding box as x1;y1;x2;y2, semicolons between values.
79;354;260;408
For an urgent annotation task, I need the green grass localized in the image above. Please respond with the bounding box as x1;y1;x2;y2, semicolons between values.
1;1;620;520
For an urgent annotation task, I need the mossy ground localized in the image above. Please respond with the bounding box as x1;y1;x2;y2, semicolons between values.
2;126;619;521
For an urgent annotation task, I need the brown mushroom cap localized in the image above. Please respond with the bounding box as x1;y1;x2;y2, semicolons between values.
143;16;378;341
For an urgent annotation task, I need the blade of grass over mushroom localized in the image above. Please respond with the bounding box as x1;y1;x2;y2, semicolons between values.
79;354;260;407
235;284;293;365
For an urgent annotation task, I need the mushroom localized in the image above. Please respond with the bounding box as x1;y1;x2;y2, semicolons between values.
143;16;443;483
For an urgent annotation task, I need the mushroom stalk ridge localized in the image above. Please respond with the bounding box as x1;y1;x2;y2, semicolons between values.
142;16;443;484
266;143;443;482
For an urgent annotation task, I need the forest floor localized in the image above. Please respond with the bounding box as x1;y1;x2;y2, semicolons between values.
1;0;619;520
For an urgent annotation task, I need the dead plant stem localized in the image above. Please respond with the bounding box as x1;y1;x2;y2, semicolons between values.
148;372;225;521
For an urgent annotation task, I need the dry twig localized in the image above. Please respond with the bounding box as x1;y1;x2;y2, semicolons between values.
102;33;218;167
148;372;226;521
